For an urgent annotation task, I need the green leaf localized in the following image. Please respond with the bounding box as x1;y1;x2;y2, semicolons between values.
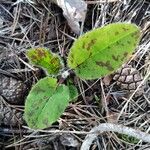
68;23;140;79
26;48;62;75
118;133;139;144
67;81;78;102
24;77;70;129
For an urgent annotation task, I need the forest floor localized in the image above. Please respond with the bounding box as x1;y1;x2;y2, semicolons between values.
0;0;150;150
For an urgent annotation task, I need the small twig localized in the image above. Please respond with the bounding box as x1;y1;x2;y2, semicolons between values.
86;0;120;4
81;123;150;150
23;126;90;135
0;69;19;79
0;127;30;134
18;57;35;70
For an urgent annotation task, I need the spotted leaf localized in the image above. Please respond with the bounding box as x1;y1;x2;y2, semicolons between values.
26;48;62;75
24;77;70;129
68;23;140;79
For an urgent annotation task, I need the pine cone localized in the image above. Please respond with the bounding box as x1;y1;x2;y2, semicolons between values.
113;65;144;97
0;96;24;126
0;49;43;104
0;75;28;104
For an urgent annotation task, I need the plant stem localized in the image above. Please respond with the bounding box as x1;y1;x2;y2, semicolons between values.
81;123;150;150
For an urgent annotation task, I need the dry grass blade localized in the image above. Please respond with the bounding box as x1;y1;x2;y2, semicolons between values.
87;0;120;4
